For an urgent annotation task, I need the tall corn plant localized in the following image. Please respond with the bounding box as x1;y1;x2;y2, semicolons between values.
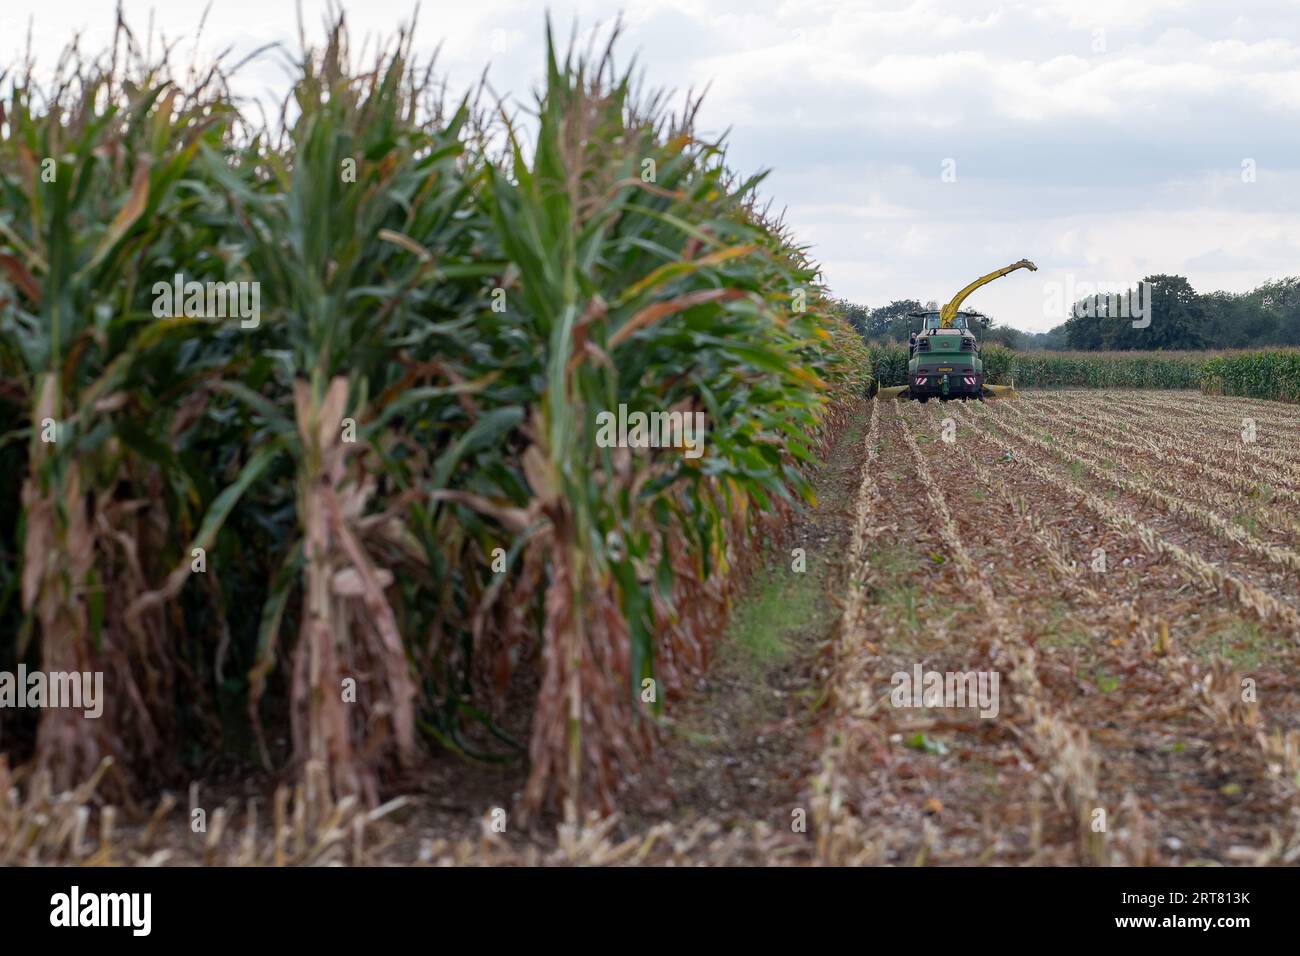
159;22;501;801
478;27;858;819
0;45;240;789
0;295;27;736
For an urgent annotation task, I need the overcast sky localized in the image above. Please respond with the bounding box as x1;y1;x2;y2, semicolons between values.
5;0;1299;332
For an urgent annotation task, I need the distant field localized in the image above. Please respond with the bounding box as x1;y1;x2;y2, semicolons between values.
865;344;1300;402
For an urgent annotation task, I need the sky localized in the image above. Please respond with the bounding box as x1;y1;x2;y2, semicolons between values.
4;0;1300;332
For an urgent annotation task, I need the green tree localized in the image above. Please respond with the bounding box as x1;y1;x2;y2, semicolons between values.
833;299;871;339
1137;274;1207;350
868;299;923;340
1065;276;1207;350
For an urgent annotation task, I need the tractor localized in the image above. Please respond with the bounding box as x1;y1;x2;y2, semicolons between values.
878;259;1036;401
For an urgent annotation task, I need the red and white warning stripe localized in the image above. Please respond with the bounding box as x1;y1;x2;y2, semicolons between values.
963;376;975;386
915;377;927;386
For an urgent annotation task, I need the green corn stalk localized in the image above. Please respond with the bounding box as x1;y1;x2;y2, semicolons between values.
478;23;862;819
139;19;508;801
0;39;239;789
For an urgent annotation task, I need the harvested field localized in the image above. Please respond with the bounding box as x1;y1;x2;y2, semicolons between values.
811;389;1300;865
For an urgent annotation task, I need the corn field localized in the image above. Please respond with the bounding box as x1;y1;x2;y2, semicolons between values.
1012;350;1207;389
866;344;1300;400
1202;350;1300;403
0;17;869;826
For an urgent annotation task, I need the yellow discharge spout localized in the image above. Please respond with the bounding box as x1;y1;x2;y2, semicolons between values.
939;259;1038;328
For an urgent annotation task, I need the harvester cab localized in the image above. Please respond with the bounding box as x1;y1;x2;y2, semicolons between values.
879;258;1036;402
924;312;969;331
